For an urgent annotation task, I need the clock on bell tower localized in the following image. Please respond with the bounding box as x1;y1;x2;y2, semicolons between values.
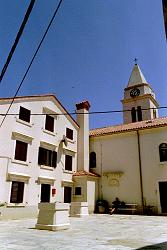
121;63;159;124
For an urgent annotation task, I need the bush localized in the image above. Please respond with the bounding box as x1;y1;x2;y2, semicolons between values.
95;199;109;213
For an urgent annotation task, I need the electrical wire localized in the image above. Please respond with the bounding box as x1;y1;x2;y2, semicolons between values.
0;0;63;127
0;0;36;83
0;106;166;117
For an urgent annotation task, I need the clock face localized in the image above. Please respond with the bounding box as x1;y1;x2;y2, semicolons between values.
130;88;140;97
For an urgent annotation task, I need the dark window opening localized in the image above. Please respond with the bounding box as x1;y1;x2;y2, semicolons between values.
66;128;73;140
89;152;96;168
14;140;28;162
38;147;57;168
64;186;72;203
65;155;72;171
75;187;81;195
40;184;50;202
19;106;31;123
159;182;167;213
137;106;142;121
10;181;24;203
45;114;54;132
159;143;167;162
153;108;157;119
131;107;136;123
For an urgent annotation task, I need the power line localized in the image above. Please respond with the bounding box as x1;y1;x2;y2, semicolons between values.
0;0;36;83
0;0;63;128
0;106;166;117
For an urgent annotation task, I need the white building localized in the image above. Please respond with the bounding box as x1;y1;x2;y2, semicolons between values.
0;63;167;218
89;63;167;215
0;94;80;219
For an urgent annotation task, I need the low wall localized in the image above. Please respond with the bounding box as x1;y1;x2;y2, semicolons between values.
0;205;38;220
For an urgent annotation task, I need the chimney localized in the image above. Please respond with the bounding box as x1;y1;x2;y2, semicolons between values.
76;101;90;172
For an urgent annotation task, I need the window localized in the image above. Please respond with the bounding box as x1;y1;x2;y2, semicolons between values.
66;128;73;140
90;152;96;168
137;106;142;121
45;115;54;132
38;147;57;168
153;108;157;119
65;155;72;171
40;184;50;202
64;186;72;203
10;181;24;203
159;143;167;162
14;140;28;162
131;107;136;122
19;106;31;123
75;187;81;195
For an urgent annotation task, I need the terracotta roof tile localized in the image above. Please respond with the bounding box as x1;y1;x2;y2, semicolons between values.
90;117;167;137
73;170;100;177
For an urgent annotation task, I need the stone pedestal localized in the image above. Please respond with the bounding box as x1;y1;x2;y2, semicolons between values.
35;202;70;231
70;202;89;217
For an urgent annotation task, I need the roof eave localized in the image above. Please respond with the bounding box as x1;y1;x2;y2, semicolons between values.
90;122;167;138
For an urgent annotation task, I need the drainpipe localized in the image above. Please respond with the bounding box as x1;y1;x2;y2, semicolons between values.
136;131;144;214
100;140;103;200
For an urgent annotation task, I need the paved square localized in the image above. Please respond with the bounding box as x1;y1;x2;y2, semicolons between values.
0;214;167;249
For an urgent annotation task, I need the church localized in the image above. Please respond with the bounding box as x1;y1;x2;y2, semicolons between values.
90;63;167;215
0;63;167;219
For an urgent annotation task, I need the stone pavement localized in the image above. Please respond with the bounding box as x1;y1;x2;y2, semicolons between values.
0;214;167;249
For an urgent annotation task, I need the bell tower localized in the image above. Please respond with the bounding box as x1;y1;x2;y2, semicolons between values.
121;63;159;124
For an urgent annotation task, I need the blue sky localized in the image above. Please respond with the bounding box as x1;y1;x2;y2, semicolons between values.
0;0;167;129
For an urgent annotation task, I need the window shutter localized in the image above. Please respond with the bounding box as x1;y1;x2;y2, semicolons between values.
66;128;73;140
19;106;31;123
15;140;28;162
45;150;50;166
38;147;44;165
45;115;54;132
10;181;24;203
17;182;24;203
38;147;57;167
51;151;57;168
10;182;19;203
65;155;72;171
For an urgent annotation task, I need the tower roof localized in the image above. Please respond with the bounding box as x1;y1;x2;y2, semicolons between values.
127;64;147;87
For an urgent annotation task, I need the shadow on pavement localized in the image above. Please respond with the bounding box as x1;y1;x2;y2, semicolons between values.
137;241;167;249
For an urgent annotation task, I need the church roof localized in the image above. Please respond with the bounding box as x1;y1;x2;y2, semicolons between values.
90;117;167;137
127;64;147;87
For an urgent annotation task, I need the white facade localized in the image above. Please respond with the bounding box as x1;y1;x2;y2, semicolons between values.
0;95;79;219
90;124;167;214
89;64;167;215
0;64;167;218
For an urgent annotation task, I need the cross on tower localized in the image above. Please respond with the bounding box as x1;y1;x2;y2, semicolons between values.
134;58;138;65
